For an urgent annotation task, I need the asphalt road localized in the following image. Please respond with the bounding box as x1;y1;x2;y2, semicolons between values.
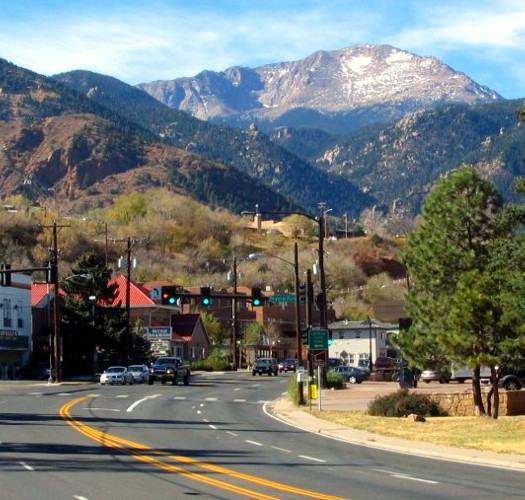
1;373;525;499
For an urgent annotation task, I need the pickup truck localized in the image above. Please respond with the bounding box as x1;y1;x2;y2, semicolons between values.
147;357;191;386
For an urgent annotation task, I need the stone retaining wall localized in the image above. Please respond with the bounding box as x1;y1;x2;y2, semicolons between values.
429;390;525;416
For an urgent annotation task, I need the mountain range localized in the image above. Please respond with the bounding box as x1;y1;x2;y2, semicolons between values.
138;44;501;135
0;44;523;220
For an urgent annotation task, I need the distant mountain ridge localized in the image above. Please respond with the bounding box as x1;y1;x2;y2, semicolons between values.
138;44;502;134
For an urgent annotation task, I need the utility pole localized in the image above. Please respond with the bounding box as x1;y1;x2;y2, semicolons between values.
114;236;146;364
232;257;238;370
125;237;132;364
41;220;70;383
293;242;302;366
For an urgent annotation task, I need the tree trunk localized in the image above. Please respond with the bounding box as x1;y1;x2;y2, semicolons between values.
472;366;486;416
491;366;499;419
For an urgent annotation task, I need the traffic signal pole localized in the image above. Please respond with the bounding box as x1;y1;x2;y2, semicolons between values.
232;258;238;370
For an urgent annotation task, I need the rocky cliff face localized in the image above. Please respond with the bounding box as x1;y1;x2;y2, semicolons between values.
138;45;502;133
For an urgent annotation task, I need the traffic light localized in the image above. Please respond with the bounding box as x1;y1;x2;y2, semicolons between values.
299;284;307;304
251;287;264;307
161;285;178;305
399;317;413;331
1;264;11;287
328;330;334;346
45;262;57;284
200;286;212;307
301;328;309;345
307;283;314;304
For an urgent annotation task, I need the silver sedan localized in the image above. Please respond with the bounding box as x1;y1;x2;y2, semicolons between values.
100;366;134;385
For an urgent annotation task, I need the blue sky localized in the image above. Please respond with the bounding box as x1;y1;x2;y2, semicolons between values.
2;0;525;99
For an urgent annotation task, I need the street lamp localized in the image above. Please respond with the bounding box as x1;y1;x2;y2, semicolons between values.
241;206;327;329
248;242;302;366
229;257;240;370
367;316;374;373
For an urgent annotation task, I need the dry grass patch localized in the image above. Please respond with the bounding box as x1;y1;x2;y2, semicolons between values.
309;410;525;455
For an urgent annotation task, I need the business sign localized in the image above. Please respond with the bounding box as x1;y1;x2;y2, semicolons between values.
308;328;329;350
0;330;29;349
146;327;172;340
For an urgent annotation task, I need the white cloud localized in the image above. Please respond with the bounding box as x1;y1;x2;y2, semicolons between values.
1;1;524;97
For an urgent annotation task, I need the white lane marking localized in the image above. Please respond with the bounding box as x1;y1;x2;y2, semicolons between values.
271;446;292;453
245;440;263;447
74;496;89;500
84;408;121;412
209;424;218;430
116;395;129;398
227;431;238;437
233;399;247;403
28;392;44;396
257;400;270;404
298;455;326;463
196;410;202;414
204;397;218;401
234;387;242;391
19;462;34;471
373;469;439;484
127;394;160;413
173;396;186;400
391;474;438;484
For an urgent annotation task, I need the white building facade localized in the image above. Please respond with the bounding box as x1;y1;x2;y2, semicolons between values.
328;318;399;367
0;273;32;378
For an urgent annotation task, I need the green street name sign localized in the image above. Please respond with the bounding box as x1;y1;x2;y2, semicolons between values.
269;295;296;304
309;328;329;349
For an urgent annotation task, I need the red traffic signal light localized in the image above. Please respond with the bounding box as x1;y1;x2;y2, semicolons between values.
161;286;178;305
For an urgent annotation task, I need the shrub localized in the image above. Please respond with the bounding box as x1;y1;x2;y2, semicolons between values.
326;372;345;390
367;389;447;417
288;375;300;405
190;360;214;372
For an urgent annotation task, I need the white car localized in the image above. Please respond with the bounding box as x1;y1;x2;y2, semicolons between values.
100;366;134;385
127;364;149;383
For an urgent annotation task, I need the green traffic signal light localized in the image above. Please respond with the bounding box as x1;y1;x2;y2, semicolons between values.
200;286;212;306
251;287;264;307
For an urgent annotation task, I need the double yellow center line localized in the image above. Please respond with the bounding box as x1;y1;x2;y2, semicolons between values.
60;396;348;500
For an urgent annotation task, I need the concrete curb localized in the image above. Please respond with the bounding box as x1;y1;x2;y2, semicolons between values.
268;396;525;472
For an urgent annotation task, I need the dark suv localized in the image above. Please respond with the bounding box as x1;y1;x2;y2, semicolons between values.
499;366;525;391
252;358;279;376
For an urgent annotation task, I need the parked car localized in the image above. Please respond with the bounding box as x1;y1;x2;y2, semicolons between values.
128;364;149;383
100;366;134;385
420;368;452;384
330;365;369;384
373;357;398;370
252;358;279;376
278;359;297;373
499;366;525;390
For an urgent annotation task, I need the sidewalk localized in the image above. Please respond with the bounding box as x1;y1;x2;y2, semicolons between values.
269;381;525;471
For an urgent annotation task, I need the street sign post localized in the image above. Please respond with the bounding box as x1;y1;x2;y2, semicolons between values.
308;328;329;350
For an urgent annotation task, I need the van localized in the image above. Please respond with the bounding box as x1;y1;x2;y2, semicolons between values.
450;364;491;383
